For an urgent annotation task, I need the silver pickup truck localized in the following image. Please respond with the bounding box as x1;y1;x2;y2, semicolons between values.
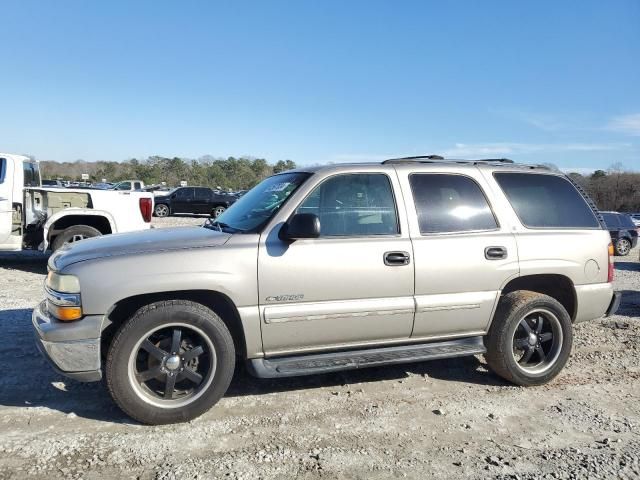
33;157;620;424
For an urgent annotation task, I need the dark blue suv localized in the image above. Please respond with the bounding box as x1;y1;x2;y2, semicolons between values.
600;211;638;256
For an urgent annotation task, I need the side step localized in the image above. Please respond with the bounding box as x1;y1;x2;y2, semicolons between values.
248;336;486;378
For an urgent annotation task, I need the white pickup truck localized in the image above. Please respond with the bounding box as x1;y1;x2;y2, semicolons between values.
0;153;154;251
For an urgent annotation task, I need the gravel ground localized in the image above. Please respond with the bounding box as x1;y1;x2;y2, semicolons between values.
0;217;639;479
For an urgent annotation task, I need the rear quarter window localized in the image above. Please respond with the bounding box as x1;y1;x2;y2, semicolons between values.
494;173;599;229
601;213;620;228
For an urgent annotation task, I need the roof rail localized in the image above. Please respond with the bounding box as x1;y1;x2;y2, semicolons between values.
382;155;444;164
382;156;515;165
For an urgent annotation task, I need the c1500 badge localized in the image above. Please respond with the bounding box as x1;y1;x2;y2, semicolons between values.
265;294;304;302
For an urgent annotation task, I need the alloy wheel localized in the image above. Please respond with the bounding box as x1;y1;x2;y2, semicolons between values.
128;323;216;408
511;309;563;375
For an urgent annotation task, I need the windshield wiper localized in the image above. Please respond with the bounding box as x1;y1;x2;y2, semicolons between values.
203;219;243;233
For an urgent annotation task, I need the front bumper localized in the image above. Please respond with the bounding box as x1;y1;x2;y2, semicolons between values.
32;301;103;382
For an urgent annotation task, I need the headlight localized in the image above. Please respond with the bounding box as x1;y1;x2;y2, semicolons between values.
45;272;82;321
46;272;81;293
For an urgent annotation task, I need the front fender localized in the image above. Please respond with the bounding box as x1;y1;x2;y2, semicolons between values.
41;209;117;251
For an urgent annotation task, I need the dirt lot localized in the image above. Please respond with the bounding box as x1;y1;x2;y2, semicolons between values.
1;216;639;479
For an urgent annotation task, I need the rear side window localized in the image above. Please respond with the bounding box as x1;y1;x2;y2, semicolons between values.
0;158;5;184
296;173;399;236
494;173;599;229
23;161;40;187
409;174;498;234
194;188;211;200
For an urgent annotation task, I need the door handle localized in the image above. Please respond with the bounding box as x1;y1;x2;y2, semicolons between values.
384;251;410;266
485;246;507;260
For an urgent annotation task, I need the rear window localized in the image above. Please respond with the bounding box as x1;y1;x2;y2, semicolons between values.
23;161;40;187
494;173;599;229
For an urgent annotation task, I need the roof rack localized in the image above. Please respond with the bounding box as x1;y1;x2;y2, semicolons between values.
381;155;515;165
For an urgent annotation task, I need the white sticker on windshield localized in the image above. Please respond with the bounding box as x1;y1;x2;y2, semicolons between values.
265;182;290;192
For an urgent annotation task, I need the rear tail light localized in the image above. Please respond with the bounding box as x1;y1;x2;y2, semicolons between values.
139;198;152;223
607;242;615;283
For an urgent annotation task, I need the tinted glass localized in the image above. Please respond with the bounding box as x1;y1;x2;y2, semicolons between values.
409;174;497;234
494;173;599;228
115;182;131;190
296;173;398;236
23;161;39;187
601;213;620;228
194;188;211;200
176;188;194;199
620;215;635;228
0;158;5;184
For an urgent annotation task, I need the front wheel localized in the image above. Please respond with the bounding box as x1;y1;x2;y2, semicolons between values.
485;291;573;386
105;300;235;425
615;237;631;256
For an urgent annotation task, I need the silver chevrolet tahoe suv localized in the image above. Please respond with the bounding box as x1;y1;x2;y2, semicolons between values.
33;157;621;424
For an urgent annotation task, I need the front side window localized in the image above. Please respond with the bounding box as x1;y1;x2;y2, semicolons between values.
409;174;497;234
115;182;132;190
494;173;599;229
176;188;194;199
296;173;399;236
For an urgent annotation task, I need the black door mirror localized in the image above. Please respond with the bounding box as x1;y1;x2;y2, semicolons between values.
280;213;321;241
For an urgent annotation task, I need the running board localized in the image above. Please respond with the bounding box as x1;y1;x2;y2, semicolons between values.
248;336;486;378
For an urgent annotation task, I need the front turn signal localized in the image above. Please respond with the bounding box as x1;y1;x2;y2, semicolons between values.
49;304;83;321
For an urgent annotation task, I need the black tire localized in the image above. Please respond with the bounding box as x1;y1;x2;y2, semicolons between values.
105;300;235;425
51;225;102;251
211;205;226;218
154;203;170;217
485;291;573;386
615;237;631;256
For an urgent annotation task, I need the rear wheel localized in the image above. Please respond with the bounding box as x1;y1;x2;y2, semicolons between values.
615;237;631;256
485;291;572;386
51;225;102;251
106;300;235;425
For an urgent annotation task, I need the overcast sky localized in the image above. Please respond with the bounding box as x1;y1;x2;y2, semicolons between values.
1;0;639;171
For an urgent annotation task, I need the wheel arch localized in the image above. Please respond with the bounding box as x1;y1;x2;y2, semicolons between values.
499;274;577;322
44;210;115;250
102;290;248;360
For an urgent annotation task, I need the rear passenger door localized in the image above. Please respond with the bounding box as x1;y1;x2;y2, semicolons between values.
193;188;212;214
397;168;519;338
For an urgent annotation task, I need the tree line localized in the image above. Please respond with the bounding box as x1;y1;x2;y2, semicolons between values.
568;167;640;212
40;156;297;190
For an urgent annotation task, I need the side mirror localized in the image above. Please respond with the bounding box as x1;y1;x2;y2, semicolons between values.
280;213;321;241
171;194;177;199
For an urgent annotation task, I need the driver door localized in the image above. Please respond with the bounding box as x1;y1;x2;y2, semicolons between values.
258;172;415;355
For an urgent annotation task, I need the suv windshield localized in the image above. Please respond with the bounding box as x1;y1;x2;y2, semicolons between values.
205;172;310;233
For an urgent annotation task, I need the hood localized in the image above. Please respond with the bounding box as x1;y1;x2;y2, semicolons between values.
50;226;232;271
